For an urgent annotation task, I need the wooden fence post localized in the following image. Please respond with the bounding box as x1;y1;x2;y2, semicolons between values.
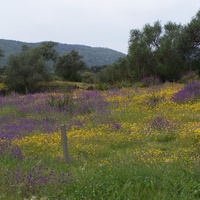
61;124;70;164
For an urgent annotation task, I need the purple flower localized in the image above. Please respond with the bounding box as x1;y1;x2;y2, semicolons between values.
111;122;122;130
151;116;176;131
0;140;24;159
171;81;200;103
4;163;73;193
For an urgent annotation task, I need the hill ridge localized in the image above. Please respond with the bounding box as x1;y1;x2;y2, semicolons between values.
0;39;126;67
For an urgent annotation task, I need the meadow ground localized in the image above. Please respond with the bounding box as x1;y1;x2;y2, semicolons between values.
0;82;200;199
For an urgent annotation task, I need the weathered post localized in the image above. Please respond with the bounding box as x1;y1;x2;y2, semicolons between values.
61;124;70;164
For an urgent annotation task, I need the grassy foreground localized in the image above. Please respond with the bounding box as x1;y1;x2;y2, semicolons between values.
0;82;200;199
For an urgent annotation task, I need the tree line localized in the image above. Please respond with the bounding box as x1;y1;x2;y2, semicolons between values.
0;42;89;93
0;9;199;93
98;9;200;84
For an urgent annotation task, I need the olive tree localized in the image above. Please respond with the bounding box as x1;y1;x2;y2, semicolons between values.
54;50;86;81
5;47;51;93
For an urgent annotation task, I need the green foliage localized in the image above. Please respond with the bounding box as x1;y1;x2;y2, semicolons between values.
54;50;86;82
95;82;110;90
100;13;198;83
20;44;31;52
0;39;125;67
0;66;6;83
39;41;58;62
56;44;125;67
179;70;199;84
143;86;165;108
5;46;51;93
80;71;96;83
115;81;132;88
38;81;94;93
140;75;161;87
177;9;200;71
0;48;4;70
97;57;129;83
1;84;200;199
0;47;4;60
0;83;8;95
46;93;73;111
0;10;199;90
154;22;184;81
126;9;200;82
128;21;185;82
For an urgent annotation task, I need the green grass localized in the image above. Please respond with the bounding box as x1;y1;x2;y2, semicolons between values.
0;105;16;117
0;83;200;199
1;159;198;200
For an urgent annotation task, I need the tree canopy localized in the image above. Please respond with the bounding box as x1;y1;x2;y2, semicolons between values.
5;43;56;93
0;48;4;62
54;50;86;81
96;9;199;85
127;20;185;81
126;9;200;82
1;9;200;91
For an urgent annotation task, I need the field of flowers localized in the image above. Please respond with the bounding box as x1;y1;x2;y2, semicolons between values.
0;82;200;199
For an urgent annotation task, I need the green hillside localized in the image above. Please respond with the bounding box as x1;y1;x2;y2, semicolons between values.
0;39;125;67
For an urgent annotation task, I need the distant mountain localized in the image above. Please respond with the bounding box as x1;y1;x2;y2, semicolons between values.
0;39;126;67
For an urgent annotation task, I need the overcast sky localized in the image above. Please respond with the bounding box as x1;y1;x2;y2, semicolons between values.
0;0;199;54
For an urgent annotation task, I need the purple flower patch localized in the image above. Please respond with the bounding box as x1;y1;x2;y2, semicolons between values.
171;81;200;103
4;163;73;194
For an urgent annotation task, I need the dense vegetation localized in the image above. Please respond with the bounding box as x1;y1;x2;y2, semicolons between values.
54;50;86;82
0;9;199;94
0;9;199;200
98;9;200;84
0;39;125;67
0;82;200;199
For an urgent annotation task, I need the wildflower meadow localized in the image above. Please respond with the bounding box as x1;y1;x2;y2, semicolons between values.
0;82;200;199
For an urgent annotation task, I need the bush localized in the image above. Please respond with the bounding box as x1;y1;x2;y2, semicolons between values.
142;86;165;108
115;81;132;89
95;82;110;91
179;70;199;84
46;93;73;111
81;71;96;83
141;75;161;87
0;83;8;96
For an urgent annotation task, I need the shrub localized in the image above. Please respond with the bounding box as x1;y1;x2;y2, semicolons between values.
115;81;132;89
0;83;8;95
143;86;165;108
95;82;110;91
46;93;73;111
179;70;199;84
141;75;161;87
81;71;96;84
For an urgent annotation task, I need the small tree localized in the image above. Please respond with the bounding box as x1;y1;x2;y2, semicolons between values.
0;47;4;76
128;21;162;81
127;20;188;82
153;22;184;81
97;57;129;84
54;50;86;81
39;41;58;62
5;47;51;93
0;48;4;59
177;9;200;72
